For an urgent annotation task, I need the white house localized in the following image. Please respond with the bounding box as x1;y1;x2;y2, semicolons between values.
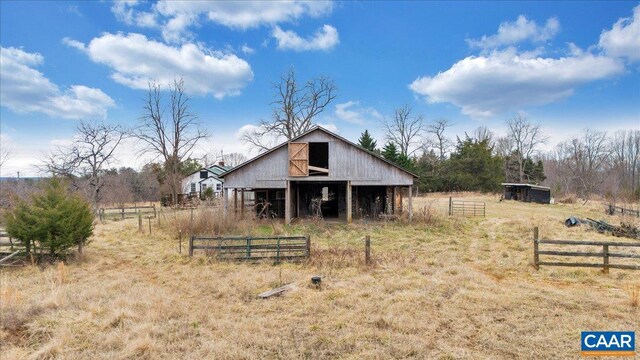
181;162;230;199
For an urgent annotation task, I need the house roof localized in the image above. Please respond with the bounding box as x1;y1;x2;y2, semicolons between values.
501;183;551;191
207;164;231;176
219;126;419;178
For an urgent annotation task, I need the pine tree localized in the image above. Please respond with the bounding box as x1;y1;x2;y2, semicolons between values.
6;178;94;259
358;130;378;152
381;142;399;163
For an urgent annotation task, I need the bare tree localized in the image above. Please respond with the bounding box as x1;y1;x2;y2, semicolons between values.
242;68;336;152
505;113;546;183
423;117;451;160
383;105;424;156
44;120;124;210
0;142;11;171
611;130;640;197
472;126;494;145
560;129;610;196
221;152;247;167
133;78;208;205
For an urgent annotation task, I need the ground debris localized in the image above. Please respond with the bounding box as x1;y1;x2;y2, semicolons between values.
257;283;297;299
565;216;639;239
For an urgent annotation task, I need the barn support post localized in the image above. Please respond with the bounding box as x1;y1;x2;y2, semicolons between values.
223;188;229;218
233;189;238;219
285;180;291;225
347;181;352;224
392;186;397;215
408;185;413;222
240;188;245;219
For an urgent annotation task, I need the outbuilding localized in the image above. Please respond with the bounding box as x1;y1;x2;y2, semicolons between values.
501;183;551;204
220;126;417;223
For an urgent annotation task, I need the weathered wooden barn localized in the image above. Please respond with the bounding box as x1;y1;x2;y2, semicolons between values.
501;183;551;204
220;127;417;223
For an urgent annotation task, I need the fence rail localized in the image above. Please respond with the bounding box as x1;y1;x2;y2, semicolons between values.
532;227;640;273
606;205;640;217
189;235;310;261
448;197;485;217
99;205;157;221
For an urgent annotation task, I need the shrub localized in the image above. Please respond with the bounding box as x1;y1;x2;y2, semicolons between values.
6;178;94;259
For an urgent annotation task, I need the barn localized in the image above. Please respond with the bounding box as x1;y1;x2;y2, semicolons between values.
220;126;417;223
501;183;551;204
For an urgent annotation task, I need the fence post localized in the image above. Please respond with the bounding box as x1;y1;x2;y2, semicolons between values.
246;237;251;259
306;235;311;258
153;204;157;219
448;197;452;216
189;235;194;257
365;235;371;265
138;211;142;232
276;237;281;263
179;230;182;254
603;244;609;274
148;218;152;235
533;227;539;270
121;207;125;220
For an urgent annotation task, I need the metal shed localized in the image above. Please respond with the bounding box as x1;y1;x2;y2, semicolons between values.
501;183;551;204
220;127;417;223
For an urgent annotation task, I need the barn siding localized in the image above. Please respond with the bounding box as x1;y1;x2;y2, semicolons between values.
223;129;414;188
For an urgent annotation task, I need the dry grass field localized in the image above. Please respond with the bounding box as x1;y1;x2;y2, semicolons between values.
1;193;639;359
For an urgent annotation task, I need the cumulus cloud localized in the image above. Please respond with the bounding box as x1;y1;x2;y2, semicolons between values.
409;48;624;118
467;15;560;50
599;4;640;61
113;1;333;43
334;101;382;124
241;44;255;55
66;33;253;99
0;46;115;119
272;24;339;51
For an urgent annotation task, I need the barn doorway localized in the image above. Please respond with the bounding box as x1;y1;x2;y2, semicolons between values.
293;182;346;220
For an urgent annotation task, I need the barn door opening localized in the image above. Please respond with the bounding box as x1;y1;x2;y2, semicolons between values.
289;142;308;176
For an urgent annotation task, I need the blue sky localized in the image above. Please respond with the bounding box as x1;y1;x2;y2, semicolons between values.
1;1;639;176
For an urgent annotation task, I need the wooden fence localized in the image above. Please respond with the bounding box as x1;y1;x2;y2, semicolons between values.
189;235;310;261
448;197;486;217
533;227;640;273
99;205;157;221
606;205;640;217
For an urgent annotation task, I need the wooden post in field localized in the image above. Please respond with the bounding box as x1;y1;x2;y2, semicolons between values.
189;235;194;257
138;211;142;233
365;235;371;265
533;227;539;270
190;208;194;240
603;244;609;274
179;230;182;254
121;207;125;220
148;218;152;235
306;235;311;258
157;208;161;226
448;197;452;216
153;204;157;219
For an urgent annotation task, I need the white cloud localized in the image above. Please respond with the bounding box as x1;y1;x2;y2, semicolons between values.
113;1;333;43
599;4;640;61
467;15;560;50
241;44;255;55
334;101;382;124
272;24;339;51
409;48;624;118
0;46;115;119
67;33;253;99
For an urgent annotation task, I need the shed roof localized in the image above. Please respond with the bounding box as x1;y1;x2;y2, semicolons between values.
219;126;419;178
501;183;551;191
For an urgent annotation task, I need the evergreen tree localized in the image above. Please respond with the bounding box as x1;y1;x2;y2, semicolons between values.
381;142;399;163
358;130;378;152
447;136;504;192
6;178;94;259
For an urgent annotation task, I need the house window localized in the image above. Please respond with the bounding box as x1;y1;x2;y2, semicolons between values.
216;183;222;191
202;183;207;190
309;142;329;176
190;183;196;193
200;170;208;179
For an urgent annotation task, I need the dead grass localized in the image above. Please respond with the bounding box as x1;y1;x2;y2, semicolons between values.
1;193;639;359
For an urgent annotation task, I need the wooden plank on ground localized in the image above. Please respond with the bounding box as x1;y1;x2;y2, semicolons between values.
257;283;297;299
